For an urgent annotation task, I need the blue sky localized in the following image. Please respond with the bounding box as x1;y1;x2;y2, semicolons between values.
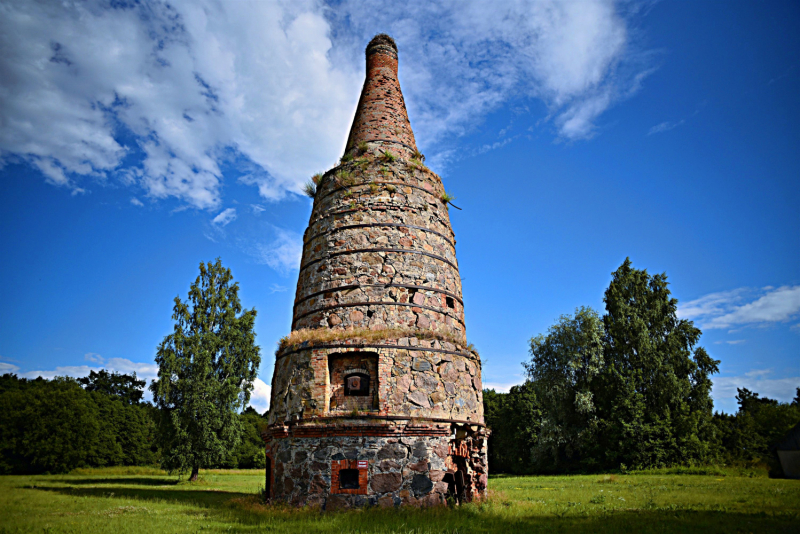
1;0;798;414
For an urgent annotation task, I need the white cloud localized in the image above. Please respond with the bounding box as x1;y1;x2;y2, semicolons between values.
714;339;746;345
212;207;237;226
679;285;800;330
130;197;144;207
21;355;158;383
332;0;646;144
648;119;685;135
483;380;525;393
713;369;800;412
248;377;271;414
252;228;303;274
84;352;104;363
0;0;650;207
0;0;358;208
0;362;21;373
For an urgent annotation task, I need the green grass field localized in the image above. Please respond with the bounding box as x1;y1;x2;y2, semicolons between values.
1;467;798;533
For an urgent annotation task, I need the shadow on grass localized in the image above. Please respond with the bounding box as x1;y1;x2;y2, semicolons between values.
26;483;800;533
54;477;179;486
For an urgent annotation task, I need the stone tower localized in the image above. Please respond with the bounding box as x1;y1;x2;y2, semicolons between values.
264;34;487;509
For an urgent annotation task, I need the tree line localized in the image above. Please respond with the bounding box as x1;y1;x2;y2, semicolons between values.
484;259;800;475
0;370;267;474
1;259;265;476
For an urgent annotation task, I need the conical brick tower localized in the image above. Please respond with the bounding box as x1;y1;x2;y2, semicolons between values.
264;34;487;509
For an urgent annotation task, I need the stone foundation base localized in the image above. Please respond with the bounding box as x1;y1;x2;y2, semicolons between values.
265;421;487;508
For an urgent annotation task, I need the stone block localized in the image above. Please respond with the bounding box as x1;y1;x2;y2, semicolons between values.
371;472;402;493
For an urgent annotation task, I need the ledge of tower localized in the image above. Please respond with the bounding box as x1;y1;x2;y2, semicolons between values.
345;33;418;154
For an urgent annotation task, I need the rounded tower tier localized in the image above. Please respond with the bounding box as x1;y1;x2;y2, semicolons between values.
265;34;487;509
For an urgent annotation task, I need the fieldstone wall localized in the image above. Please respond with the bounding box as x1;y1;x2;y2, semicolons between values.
265;424;487;508
268;341;483;425
293;155;463;340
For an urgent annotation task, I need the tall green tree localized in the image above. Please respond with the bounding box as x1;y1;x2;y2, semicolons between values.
525;306;604;471
150;259;260;480
483;383;541;474
596;258;719;469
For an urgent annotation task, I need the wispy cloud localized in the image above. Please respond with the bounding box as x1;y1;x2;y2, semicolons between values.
0;0;653;207
212;208;237;227
714;339;746;345
678;285;800;330
648;119;685;135
269;284;289;294
84;352;104;363
130;197;144;207
250;227;303;274
0;361;21;373
334;0;651;145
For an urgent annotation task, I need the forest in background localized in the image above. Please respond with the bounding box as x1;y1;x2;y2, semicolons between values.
2;259;798;476
0;371;266;474
484;259;800;476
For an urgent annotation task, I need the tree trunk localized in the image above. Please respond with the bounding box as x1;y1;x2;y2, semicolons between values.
190;466;199;481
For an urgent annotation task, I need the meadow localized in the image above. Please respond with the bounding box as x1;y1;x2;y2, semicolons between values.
0;467;798;533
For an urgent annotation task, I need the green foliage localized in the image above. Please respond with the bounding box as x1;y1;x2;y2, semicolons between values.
380;150;396;163
150;258;261;479
525;307;604;471
224;409;267;469
595;258;719;469
483;383;540;474
505;258;725;474
356;141;369;154
412;148;425;162
339;151;354;163
0;374;157;474
441;191;456;204
335;169;355;187
711;387;800;470
78;369;145;405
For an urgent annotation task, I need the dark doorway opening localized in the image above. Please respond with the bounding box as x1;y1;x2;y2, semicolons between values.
339;468;360;489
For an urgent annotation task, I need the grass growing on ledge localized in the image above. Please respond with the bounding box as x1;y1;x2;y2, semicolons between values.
2;469;799;533
277;326;469;353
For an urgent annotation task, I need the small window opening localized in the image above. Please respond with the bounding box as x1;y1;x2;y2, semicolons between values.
446;297;455;309
345;373;370;396
339;469;360;489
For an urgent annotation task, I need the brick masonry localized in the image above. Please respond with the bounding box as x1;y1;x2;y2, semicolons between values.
265;34;487;508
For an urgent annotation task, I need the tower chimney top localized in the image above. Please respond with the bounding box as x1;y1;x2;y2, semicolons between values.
345;34;417;153
366;34;397;56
